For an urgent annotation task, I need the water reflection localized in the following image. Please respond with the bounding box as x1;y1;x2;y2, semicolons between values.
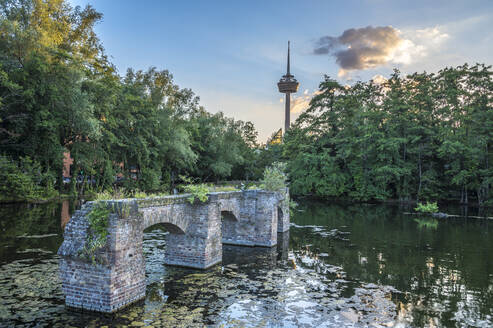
277;230;290;261
291;201;493;327
0;200;492;327
60;200;70;230
223;244;277;268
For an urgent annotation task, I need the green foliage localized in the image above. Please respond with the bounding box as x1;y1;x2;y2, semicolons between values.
282;65;493;205
414;218;439;230
82;202;110;264
110;202;131;220
1;0;491;207
414;202;439;213
0;0;260;202
179;177;209;204
0;156;58;202
138;167;161;192
91;188;127;201
261;162;288;192
209;185;238;192
289;199;298;216
183;184;209;204
132;191;169;198
81;201;132;264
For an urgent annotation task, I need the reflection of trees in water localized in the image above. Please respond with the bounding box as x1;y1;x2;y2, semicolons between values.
0;201;80;264
290;200;493;326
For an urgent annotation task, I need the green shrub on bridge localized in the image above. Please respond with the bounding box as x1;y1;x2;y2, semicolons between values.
261;162;287;192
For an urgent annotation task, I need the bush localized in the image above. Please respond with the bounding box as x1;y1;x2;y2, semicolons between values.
183;183;209;204
179;176;209;204
261;162;288;192
414;201;439;213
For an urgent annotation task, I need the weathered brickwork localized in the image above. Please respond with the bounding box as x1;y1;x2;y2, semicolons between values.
277;188;290;232
58;189;289;313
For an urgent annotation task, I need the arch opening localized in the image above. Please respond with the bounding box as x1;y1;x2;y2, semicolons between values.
221;210;239;245
143;222;185;235
221;210;238;222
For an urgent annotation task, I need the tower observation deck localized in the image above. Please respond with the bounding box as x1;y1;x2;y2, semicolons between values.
277;41;299;133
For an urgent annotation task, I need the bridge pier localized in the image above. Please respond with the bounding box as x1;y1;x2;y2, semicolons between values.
58;200;146;312
139;198;222;269
58;189;289;313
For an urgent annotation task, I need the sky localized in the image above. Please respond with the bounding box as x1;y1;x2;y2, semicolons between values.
70;0;493;142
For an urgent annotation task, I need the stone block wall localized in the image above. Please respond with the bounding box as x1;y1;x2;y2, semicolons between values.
220;191;256;246
277;188;291;232
219;190;287;247
254;191;278;247
138;196;223;269
58;200;146;312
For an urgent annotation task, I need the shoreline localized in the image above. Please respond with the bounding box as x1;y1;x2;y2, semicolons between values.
293;195;492;209
2;193;491;210
0;194;76;205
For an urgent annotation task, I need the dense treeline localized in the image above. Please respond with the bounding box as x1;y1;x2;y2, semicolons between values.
1;1;491;205
284;66;493;205
0;0;263;200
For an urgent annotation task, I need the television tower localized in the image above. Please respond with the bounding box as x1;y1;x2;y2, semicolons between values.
277;41;299;133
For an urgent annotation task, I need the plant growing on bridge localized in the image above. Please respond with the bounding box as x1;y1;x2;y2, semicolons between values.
261;162;288;192
94;188;128;201
111;202;131;219
180;176;209;204
82;202;111;264
184;184;209;204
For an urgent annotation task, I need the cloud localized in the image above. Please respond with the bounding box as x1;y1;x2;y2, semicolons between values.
314;25;449;77
371;74;387;84
291;90;323;114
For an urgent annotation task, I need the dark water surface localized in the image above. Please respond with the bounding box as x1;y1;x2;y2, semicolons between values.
0;200;492;327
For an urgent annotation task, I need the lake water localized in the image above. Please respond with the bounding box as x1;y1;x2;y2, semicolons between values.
0;200;492;327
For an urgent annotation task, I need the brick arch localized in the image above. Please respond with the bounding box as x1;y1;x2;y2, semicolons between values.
146;222;185;234
218;198;240;221
139;205;189;233
221;210;238;221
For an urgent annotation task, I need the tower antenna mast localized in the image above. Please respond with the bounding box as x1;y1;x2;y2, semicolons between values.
277;41;300;133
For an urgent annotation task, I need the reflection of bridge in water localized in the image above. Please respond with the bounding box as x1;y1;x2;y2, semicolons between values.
222;231;290;268
58;189;290;313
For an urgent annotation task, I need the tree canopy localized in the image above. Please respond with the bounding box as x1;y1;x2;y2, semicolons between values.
0;0;491;206
283;65;493;205
0;0;260;200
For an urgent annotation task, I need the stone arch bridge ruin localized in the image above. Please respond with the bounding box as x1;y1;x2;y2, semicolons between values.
58;189;289;313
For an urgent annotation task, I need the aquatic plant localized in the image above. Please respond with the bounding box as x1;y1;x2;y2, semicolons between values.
414;201;439;213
